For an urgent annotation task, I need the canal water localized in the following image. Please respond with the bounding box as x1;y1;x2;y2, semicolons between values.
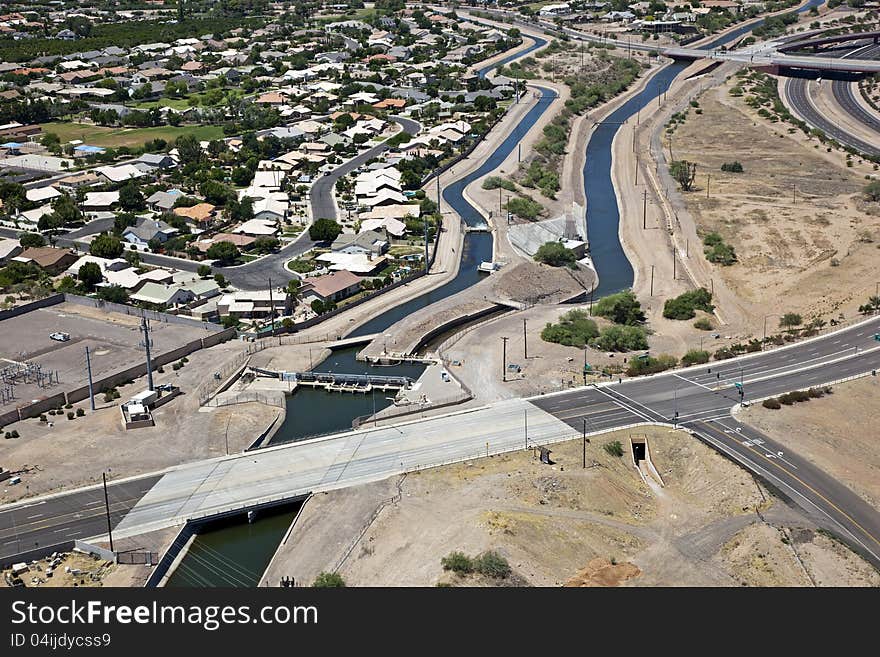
165;501;302;588
174;9;826;583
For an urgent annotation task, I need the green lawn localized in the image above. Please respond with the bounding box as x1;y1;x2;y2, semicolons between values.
129;97;193;111
38;122;224;148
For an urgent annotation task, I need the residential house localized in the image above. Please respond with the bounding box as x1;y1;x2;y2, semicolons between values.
330;230;389;257
173;203;217;228
123;217;178;248
13;247;77;274
301;270;363;304
130;282;194;307
146;189;184;212
0;238;22;265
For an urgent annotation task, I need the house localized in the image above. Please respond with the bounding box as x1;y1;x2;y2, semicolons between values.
330;230;388;256
233;218;279;237
96;164;146;183
123;217;178;248
82;191;119;211
216;289;292;320
137;153;177;170
252;197;287;223
146;189;184;212
13;247;77;274
359;217;407;238
66;255;129;278
130;282;195;307
194;233;255;253
315;252;388;276
25;186;62;204
302;270;363;304
173;203;217;227
0;238;22;264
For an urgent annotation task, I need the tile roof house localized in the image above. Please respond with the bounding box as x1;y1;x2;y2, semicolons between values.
13;247;77;274
173;203;217;227
302;270;363;303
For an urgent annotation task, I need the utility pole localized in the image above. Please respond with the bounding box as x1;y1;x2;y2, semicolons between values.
501;336;508;382
518;143;521;163
583;418;587;468
650;264;655;296
424;215;429;272
793;184;796;204
102;472;114;553
140;317;153;392
85;345;95;411
634;154;639;185
523;318;527;360
436;175;441;214
524;408;528;449
672;248;677;280
267;276;275;337
589;283;595;315
499;186;502;217
642;189;647;230
706;173;710;199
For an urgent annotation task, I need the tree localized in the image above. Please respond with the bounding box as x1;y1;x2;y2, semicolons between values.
593;325;649;352
197;264;212;278
206;241;239;265
779;313;802;330
214;273;228;288
77;261;102;290
18;232;45;249
96;285;128;303
286;279;301;297
593;291;645;325
175;133;202;165
90;233;124;259
312;572;345;588
540;309;598;347
309;218;343;242
119;181;145;211
662;288;714;320
251;236;279;254
670;160;697;191
534;241;576;268
864;180;880;202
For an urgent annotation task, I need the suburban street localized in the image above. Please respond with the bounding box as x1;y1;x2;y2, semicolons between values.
3;314;879;567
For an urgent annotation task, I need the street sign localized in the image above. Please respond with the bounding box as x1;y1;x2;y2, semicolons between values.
734;382;743;390
874;333;880;342
583;363;591;373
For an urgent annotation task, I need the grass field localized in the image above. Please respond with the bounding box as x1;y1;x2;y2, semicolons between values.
38;122;224;148
129;98;193;111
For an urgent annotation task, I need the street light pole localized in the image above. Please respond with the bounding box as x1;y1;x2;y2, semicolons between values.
501;336;508;382
102;472;114;553
583;418;587;469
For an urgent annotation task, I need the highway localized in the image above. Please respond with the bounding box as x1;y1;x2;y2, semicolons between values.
831;78;880;139
3;315;879;567
783;76;880;157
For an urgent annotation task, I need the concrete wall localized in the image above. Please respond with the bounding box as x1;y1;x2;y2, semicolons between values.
62;294;225;332
0;293;64;322
0;541;74;570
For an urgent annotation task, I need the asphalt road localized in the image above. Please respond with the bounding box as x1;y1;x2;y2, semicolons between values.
0;474;161;564
3;315;880;568
831;78;880;136
784;77;880;157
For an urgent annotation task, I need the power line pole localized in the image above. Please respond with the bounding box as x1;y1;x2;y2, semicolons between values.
650;264;655;296
583;418;587;469
102;472;114;553
85;345;95;411
523;318;527;360
424;216;429;272
501;336;508;382
672;248;677;280
140;317;153;392
267;276;275;337
706;173;710;199
642;189;647;229
436;175;441;214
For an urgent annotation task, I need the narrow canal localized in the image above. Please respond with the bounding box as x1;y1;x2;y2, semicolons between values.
175;7;825;584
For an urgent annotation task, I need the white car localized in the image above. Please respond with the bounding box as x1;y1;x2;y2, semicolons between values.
49;332;70;342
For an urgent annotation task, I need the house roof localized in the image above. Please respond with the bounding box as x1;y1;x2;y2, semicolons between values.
173;203;216;222
17;247;75;268
303;270;363;298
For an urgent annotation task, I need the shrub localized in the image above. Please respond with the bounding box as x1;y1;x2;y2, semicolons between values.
540;309;599;347
67;411;74;420
593;291;645;325
762;398;782;409
694;317;713;331
594;325;649;352
312;572;345;588
481;176;516;191
681;350;710;366
626;354;677;376
474;551;511;579
603;440;624;457
76;408;84;417
721;161;744;173
65;403;72;409
441;551;474;574
663;288;714;320
534;241;576;268
506;195;544;220
39;414;47;422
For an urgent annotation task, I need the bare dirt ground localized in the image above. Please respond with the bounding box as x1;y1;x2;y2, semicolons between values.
0;339;280;503
261;426;878;586
671;79;880;326
740;376;880;512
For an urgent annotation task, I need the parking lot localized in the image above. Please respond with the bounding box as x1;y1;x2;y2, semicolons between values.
0;303;210;408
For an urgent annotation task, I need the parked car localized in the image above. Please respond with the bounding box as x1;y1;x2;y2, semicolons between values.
49;332;70;342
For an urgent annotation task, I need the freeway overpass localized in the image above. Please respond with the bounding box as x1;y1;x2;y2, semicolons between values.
2;314;880;568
